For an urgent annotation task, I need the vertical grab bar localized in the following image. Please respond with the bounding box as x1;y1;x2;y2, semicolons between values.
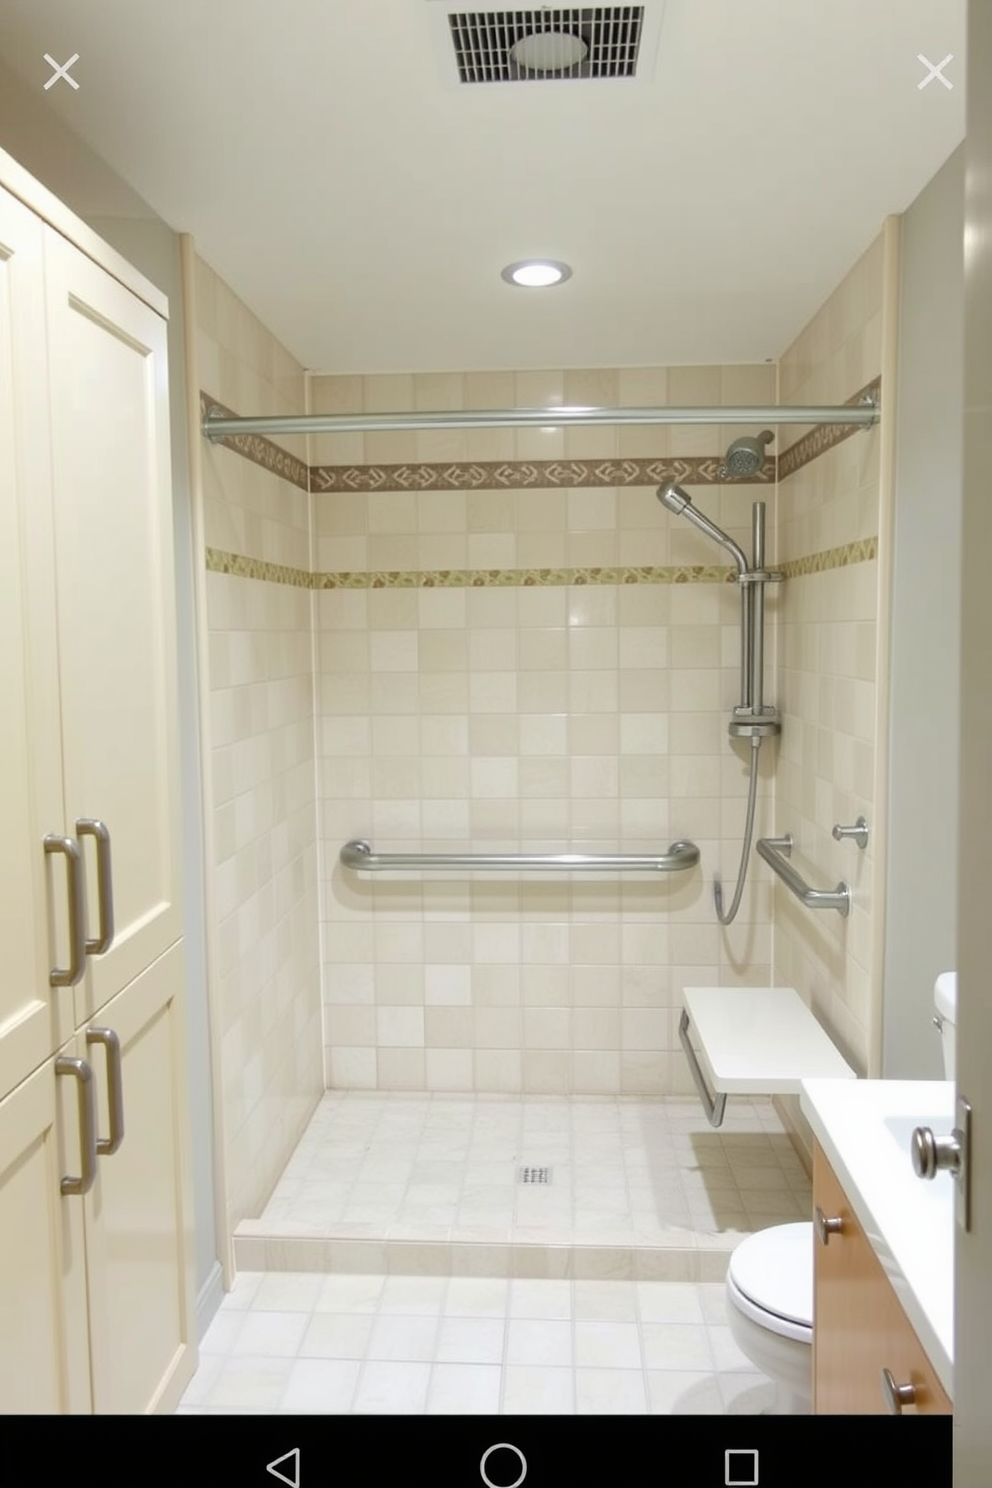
76;819;114;955
44;834;87;987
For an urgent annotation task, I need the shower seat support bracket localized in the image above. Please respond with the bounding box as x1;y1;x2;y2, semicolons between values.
679;1008;728;1128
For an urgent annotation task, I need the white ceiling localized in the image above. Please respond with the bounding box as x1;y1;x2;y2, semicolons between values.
0;1;966;373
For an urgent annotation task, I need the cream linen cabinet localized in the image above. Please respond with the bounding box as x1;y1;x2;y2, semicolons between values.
0;164;197;1413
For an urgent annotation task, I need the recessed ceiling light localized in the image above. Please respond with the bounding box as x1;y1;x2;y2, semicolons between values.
501;260;573;288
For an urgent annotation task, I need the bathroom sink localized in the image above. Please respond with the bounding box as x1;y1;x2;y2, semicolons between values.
800;1078;955;1399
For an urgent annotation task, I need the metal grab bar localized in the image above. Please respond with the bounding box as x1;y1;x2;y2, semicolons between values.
756;835;851;916
340;839;700;874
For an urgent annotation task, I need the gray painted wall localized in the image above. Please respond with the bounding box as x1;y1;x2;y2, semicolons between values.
883;144;964;1077
0;60;221;1324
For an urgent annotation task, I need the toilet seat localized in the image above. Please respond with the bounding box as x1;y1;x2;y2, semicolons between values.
727;1222;813;1342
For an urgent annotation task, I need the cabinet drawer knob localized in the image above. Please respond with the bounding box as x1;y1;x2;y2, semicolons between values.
881;1367;917;1414
814;1204;843;1244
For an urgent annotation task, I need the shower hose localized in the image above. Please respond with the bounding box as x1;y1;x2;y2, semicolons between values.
714;733;762;925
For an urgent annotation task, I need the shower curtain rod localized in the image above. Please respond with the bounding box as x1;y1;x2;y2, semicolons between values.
202;397;878;440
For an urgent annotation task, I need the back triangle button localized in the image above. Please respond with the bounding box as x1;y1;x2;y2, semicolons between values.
266;1448;300;1488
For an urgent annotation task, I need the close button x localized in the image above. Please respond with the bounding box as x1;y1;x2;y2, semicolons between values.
44;53;80;90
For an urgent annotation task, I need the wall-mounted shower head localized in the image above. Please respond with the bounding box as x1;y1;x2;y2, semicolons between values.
720;429;774;480
656;483;749;575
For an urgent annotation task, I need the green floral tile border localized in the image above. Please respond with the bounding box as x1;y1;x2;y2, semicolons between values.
777;378;882;481
205;548;311;587
779;536;877;578
315;564;736;588
205;542;877;590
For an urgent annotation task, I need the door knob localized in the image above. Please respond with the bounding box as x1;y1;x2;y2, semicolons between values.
911;1126;961;1180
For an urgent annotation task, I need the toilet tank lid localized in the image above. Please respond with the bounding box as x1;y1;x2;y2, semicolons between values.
728;1222;813;1328
935;972;957;1024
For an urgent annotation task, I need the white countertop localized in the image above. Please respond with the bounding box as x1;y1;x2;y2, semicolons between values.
800;1078;955;1400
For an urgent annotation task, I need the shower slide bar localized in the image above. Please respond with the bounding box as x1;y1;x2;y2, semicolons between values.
202;398;879;439
756;835;851;916
340;838;700;874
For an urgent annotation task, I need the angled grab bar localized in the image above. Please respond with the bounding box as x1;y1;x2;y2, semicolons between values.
756;835;850;916
340;839;700;874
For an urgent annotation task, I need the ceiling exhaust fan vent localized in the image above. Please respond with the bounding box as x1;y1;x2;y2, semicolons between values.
446;7;646;83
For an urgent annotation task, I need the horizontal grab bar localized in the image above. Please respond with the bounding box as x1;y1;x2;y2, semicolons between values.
756;836;850;916
340;839;700;874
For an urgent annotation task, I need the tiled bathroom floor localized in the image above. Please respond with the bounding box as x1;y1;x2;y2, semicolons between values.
235;1093;812;1278
178;1271;775;1414
183;1094;811;1412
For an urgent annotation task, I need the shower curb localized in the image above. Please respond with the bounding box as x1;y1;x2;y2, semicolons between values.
231;1230;734;1282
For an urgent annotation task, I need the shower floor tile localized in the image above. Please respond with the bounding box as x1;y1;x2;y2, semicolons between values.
234;1092;812;1279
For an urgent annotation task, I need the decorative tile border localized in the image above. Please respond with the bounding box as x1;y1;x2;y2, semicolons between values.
777;378;882;482
205;547;311;588
203;543;877;591
200;393;309;491
779;536;877;578
309;454;774;494
314;564;736;589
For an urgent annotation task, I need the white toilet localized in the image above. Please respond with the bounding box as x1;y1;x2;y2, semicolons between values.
725;1220;813;1412
724;971;958;1413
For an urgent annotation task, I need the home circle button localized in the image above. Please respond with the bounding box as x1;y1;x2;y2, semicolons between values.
480;1442;527;1487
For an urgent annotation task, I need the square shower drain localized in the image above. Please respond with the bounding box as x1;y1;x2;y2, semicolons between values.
518;1165;553;1185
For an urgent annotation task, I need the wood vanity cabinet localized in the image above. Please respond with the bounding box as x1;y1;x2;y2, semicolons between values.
813;1143;952;1414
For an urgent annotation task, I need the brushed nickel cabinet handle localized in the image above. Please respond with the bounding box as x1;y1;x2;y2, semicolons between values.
881;1367;917;1414
76;818;114;955
85;1026;125;1155
44;834;87;987
55;1055;98;1195
814;1204;844;1244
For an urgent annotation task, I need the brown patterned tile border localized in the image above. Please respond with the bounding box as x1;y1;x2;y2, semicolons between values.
200;393;309;491
779;536;877;579
777;378;882;482
205;548;311;588
309;455;774;494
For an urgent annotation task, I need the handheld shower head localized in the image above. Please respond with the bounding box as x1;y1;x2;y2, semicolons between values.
657;482;690;516
656;483;748;575
721;430;774;480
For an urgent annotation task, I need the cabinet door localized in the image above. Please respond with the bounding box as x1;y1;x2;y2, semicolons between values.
42;229;184;1027
0;187;74;1103
0;1052;92;1412
82;942;197;1413
813;1145;951;1414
